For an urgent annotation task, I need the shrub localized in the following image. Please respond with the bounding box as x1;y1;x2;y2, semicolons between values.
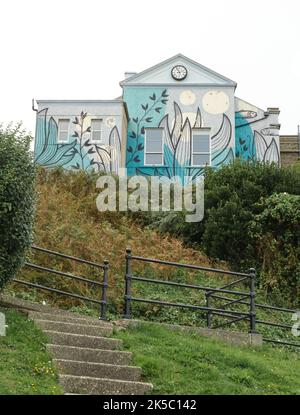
0;123;36;289
249;193;300;307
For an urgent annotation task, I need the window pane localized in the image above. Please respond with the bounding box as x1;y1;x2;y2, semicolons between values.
91;119;102;130
59;131;69;141
145;153;163;165
192;154;210;166
193;134;210;153
146;129;163;152
146;129;163;140
91;131;102;141
59;119;69;131
147;138;162;152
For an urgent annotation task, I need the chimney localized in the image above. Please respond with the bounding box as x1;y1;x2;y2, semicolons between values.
124;72;137;79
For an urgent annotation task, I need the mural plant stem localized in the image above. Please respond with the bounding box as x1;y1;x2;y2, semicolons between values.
126;90;169;166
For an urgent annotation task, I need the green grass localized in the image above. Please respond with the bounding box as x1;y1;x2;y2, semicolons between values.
114;322;300;395
0;307;63;395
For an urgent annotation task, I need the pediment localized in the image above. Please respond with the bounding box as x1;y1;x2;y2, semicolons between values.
120;54;237;87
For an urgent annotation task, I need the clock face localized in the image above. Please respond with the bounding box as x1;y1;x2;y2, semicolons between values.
171;65;187;81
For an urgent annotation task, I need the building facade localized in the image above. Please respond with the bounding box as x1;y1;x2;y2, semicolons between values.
34;54;281;183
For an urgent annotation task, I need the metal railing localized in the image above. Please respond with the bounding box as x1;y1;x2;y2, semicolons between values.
124;248;300;348
13;245;109;320
124;248;257;333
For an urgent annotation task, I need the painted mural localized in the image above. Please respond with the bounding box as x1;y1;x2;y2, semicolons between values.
34;55;281;178
35;108;121;173
235;99;280;165
124;87;235;184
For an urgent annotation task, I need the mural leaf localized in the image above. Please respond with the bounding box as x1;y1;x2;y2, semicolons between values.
263;137;280;165
134;156;141;163
161;99;168;104
128;146;133;153
72;131;79;138
171;102;183;148
193;108;202;128
211;114;232;154
149;93;156;101
159;114;174;151
145;117;153;123
175;118;192;168
252;131;267;160
137;143;144;151
162;89;168;97
109;125;121;173
155;107;162;113
142;104;148;111
132;117;138;123
130;131;137;138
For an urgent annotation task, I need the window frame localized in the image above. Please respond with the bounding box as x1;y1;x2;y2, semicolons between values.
191;128;211;167
90;118;103;143
57;118;70;143
144;127;164;166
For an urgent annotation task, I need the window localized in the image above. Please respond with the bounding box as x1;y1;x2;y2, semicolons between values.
145;128;164;165
58;119;70;143
90;119;102;142
191;129;210;166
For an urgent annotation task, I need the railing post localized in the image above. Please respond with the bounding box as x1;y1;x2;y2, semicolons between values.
124;248;132;319
249;268;256;333
205;291;212;328
99;260;109;320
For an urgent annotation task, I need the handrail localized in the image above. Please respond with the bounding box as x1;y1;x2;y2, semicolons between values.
130;254;252;278
131;275;251;297
13;245;109;320
25;262;105;287
124;248;256;333
31;245;105;269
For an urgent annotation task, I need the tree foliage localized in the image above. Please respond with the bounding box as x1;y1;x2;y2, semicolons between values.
0;123;36;289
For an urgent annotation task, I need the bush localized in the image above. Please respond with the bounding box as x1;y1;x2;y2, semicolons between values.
249;193;300;307
0;123;36;289
144;161;300;268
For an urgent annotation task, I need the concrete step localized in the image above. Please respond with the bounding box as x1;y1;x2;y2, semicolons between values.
59;374;153;395
54;359;141;381
35;320;112;337
28;311;112;326
47;344;132;365
44;331;122;349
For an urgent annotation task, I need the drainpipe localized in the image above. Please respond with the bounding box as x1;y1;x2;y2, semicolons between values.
32;98;38;112
32;99;38;154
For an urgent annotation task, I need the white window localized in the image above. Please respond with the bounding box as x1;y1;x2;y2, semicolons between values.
191;129;210;166
58;119;70;143
145;128;164;166
90;119;102;142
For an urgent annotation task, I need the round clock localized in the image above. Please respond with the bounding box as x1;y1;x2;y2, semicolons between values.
171;65;187;81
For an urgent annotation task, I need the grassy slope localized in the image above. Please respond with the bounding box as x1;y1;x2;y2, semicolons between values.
8;169;214;313
6;169;297;343
115;322;300;395
0;307;62;394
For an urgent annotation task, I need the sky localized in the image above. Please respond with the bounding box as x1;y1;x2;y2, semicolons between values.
0;0;299;135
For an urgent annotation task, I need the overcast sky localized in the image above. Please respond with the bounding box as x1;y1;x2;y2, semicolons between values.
0;0;299;135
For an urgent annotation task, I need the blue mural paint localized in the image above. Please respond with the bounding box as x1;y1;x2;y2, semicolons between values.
124;87;168;175
235;113;255;160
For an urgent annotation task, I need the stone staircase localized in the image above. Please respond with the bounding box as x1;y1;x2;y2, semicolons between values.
28;310;153;395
